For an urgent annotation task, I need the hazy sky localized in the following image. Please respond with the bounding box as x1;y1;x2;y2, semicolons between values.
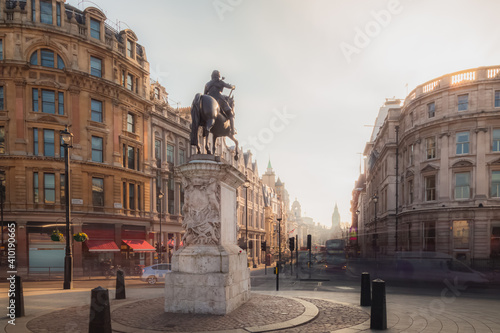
68;0;500;226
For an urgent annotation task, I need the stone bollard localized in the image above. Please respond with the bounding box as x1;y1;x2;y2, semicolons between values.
8;275;24;318
89;286;112;333
115;269;126;300
370;279;387;330
360;272;371;306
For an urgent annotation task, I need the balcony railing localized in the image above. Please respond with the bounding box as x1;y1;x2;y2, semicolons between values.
405;66;500;105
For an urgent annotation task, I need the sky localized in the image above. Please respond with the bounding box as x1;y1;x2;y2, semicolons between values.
68;0;500;226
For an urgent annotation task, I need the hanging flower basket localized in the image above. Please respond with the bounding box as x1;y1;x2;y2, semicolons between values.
51;230;64;242
73;232;89;242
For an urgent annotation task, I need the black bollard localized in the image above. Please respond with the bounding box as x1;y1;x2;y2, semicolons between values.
370;279;387;330
115;269;126;300
8;275;24;318
89;286;112;333
360;272;371;306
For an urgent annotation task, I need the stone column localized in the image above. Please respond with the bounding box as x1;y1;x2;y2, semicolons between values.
165;155;250;315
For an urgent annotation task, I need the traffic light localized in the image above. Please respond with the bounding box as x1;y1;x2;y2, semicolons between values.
289;237;295;251
261;241;267;252
161;245;166;253
155;242;160;252
274;266;279;274
307;234;312;250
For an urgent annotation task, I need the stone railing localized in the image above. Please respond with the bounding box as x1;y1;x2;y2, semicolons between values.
405;66;500;105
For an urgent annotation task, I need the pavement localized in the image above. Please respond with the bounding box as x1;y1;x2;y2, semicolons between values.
2;273;500;332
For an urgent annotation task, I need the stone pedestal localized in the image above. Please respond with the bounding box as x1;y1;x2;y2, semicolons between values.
164;155;250;315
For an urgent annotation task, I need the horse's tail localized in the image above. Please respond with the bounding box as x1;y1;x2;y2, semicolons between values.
190;93;202;146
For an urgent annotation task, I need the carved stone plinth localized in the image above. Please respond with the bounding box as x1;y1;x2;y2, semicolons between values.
165;155;250;315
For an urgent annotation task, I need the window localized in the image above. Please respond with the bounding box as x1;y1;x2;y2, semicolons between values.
179;149;185;165
32;88;64;114
44;173;55;203
493;129;500;152
491;223;500;258
34;172;39;203
408;144;414;165
33;128;38;155
43;129;54;157
491;171;500;198
426;137;436;159
424;175;436;201
31;0;36;21
122;182;127;209
155;139;162;165
495;91;500;108
90;18;100;40
168;178;174;214
455;172;470;199
58;92;64;115
423;222;436;251
30;49;65;69
453;220;469;249
129;183;135;210
127;113;135;133
0;126;4;154
0;39;3;60
90;56;102;77
40;0;53;24
42;90;55;114
167;144;174;163
56;3;61;26
137;184;141;211
32;89;38;112
458;94;469;111
91;136;103;163
0;86;3;110
456;132;470;155
427;102;435;118
127;74;134;91
127;40;134;58
91;99;103;122
122;145;126;168
127;146;135;169
92;177;104;206
154;88;160;100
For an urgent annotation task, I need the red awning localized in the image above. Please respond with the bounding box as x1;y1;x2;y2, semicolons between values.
86;240;120;252
122;239;156;252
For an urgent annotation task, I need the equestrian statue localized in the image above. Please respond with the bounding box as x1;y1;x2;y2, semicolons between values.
190;70;239;160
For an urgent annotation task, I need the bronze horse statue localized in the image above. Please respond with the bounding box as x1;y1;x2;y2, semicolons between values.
190;93;239;160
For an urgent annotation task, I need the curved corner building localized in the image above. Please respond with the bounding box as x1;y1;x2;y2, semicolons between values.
357;66;500;265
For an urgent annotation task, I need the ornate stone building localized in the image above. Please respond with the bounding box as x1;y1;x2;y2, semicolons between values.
149;81;191;263
0;1;170;275
355;66;500;264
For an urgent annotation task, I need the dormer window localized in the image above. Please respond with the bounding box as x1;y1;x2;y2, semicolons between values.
154;88;160;100
127;40;134;58
90;18;101;40
30;49;65;69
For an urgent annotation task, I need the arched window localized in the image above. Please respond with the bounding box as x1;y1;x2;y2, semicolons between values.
30;49;65;69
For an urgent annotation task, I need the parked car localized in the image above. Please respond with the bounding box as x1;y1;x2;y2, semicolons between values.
141;264;172;284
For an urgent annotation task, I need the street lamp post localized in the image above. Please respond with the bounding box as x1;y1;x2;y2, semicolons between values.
158;191;164;263
276;217;282;291
372;194;378;257
60;126;73;290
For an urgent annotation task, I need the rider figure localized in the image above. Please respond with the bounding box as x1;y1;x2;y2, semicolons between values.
204;70;236;135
